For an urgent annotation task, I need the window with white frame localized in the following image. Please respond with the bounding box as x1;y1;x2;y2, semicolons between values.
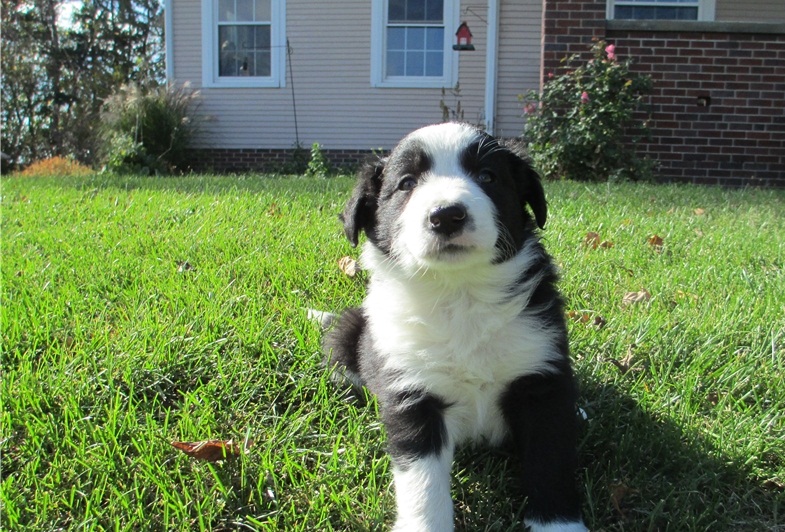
371;0;458;88
202;0;286;88
608;0;715;21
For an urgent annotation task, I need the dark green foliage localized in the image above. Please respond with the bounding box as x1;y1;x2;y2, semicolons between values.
99;83;201;175
522;40;654;182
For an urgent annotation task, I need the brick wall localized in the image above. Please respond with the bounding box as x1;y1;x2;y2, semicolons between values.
542;1;785;186
188;148;373;174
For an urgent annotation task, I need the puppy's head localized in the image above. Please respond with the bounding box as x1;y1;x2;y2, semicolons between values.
342;123;546;271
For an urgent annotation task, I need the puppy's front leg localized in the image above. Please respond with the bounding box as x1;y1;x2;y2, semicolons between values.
382;390;454;531
501;371;587;532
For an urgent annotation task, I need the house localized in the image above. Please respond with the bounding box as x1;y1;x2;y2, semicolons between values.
164;0;785;186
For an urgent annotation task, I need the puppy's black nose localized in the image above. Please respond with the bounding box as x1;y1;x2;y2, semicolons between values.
429;204;467;236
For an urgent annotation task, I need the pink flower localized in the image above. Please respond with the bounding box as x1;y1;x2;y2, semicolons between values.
523;102;537;115
547;71;554;79
605;44;616;61
580;91;590;104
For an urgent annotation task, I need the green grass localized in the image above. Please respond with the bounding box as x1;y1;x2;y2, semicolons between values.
2;173;783;531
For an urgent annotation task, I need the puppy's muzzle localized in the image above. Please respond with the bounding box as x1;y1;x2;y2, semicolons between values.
428;204;468;237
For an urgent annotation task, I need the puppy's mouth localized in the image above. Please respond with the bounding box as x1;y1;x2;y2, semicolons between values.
426;241;475;261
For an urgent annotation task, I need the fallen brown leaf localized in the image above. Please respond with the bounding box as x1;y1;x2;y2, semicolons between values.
567;310;590;323
338;256;359;277
763;478;785;491
583;232;601;249
647;234;664;252
171;439;242;462
599;240;614;249
694;208;706;216
176;261;195;273
609;481;635;516
567;311;606;328
623;289;651;306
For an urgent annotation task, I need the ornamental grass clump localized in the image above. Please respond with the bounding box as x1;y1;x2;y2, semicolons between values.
522;40;654;182
99;83;201;175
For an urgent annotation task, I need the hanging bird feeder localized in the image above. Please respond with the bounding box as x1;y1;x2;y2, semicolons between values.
453;22;475;51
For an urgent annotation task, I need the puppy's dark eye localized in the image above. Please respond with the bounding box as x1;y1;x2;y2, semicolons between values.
477;170;496;184
398;176;417;191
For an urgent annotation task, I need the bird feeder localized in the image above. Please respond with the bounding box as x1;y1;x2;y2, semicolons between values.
453;22;475;51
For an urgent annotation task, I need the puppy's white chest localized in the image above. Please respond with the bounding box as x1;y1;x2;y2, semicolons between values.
365;281;558;443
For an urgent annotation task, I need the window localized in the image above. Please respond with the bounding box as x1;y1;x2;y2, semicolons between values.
202;0;286;88
608;0;715;21
371;0;458;88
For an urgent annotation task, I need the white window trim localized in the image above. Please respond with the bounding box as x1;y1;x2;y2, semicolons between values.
606;0;715;21
201;0;286;88
370;0;459;89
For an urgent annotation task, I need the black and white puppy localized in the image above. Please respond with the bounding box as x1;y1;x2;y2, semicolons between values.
324;123;586;532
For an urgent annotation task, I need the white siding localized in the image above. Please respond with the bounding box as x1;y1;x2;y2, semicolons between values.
170;0;542;149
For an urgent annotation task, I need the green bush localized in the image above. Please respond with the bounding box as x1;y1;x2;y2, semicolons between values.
99;83;201;175
521;40;654;182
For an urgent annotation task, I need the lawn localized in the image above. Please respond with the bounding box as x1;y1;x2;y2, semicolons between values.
2;173;783;531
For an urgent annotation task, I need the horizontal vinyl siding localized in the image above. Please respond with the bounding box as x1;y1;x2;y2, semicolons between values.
173;0;490;151
494;0;542;139
171;1;201;85
716;0;785;22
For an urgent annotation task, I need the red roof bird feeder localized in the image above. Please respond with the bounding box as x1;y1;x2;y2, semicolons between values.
453;22;475;51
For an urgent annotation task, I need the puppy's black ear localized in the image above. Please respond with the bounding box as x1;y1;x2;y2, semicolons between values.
504;140;547;229
341;158;385;246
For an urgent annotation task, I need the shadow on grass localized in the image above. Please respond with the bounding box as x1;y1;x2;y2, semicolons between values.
445;375;782;531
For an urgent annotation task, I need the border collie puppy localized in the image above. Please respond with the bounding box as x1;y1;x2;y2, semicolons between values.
324;123;586;532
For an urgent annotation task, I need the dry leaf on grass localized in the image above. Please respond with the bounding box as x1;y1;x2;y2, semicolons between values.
171;439;244;462
338;256;359;277
583;232;613;250
647;234;664;251
176;261;195;273
609;481;636;516
694;208;706;216
567;311;606;328
622;289;651;306
607;344;646;375
583;232;601;249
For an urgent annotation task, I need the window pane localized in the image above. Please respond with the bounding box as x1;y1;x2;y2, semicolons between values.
424;0;443;22
426;27;442;50
407;0;425;22
389;0;442;23
255;0;271;21
219;0;234;21
405;51;424;76
387;51;405;76
425;51;442;76
407;27;425;50
389;0;406;22
235;0;253;21
388;27;405;50
218;24;271;77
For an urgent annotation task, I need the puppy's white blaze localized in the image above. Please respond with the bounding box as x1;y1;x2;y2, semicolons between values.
391;451;454;532
395;174;499;271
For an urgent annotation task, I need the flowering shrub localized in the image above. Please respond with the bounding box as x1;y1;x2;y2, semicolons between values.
19;156;93;177
521;40;654;182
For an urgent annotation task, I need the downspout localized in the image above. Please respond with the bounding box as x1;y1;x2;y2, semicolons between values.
484;0;500;134
164;0;174;84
